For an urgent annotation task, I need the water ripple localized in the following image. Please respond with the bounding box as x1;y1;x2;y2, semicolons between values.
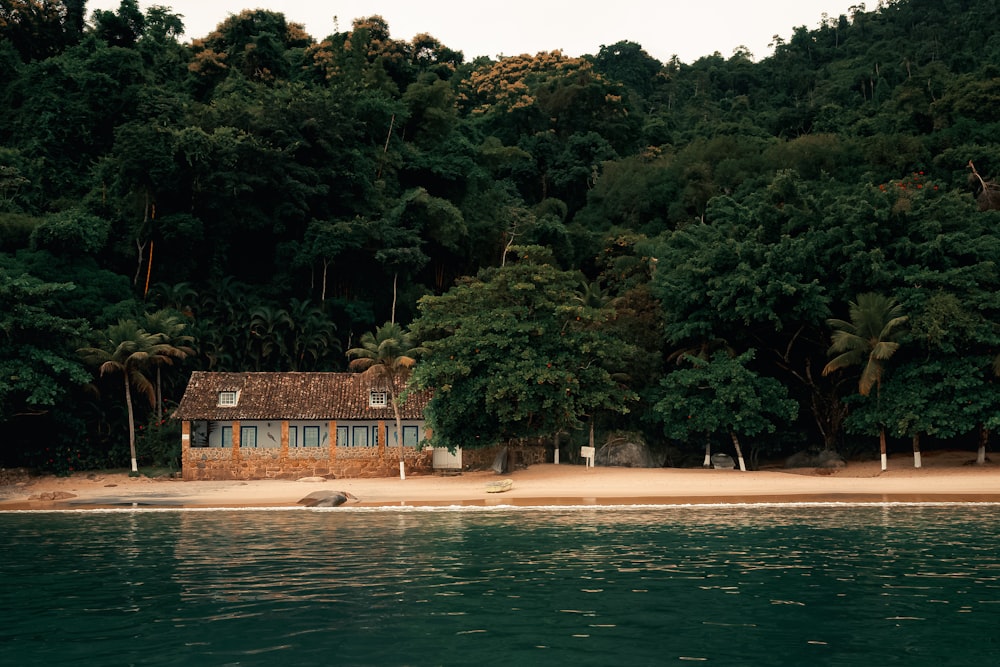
2;506;1000;665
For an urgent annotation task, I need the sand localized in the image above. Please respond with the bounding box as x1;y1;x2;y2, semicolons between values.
1;450;997;510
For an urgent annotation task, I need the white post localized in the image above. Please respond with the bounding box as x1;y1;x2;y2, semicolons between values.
880;452;888;471
399;460;406;480
913;451;921;468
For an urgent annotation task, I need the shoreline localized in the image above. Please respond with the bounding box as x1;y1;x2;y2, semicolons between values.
2;450;998;511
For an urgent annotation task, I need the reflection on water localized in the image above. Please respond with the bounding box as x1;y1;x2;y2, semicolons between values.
2;505;999;666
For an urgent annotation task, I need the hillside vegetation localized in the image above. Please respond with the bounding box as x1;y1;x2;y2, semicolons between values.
2;0;999;471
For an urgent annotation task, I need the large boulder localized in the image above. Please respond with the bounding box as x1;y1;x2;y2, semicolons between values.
596;434;657;468
711;453;736;470
784;448;847;469
297;490;359;507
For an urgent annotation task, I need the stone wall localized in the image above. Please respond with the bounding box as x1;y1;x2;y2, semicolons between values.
460;444;548;471
181;419;549;480
183;446;434;481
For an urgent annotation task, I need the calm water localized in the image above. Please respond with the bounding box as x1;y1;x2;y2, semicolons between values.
2;504;999;666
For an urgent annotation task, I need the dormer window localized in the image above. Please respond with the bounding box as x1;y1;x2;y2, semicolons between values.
218;390;239;407
369;391;388;408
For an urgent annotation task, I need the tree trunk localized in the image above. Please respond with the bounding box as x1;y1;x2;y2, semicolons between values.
156;366;163;422
912;433;921;469
703;434;711;468
321;258;328;302
391;272;398;325
729;431;747;472
124;374;138;473
392;394;405;480
879;426;888;472
977;426;989;465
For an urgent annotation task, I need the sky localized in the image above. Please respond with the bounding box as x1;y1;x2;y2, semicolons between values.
87;1;863;64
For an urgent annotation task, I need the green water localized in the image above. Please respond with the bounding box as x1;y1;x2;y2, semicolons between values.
1;505;998;666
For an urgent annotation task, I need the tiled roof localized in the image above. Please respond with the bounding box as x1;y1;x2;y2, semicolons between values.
171;372;430;421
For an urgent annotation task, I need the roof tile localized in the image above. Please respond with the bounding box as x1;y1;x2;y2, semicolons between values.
172;372;430;421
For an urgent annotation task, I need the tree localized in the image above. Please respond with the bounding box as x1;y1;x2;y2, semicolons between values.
0;267;90;424
142;308;195;420
286;298;339;371
651;350;798;471
346;321;427;480
78;320;169;473
0;0;85;62
822;293;908;470
410;246;638;453
871;356;989;469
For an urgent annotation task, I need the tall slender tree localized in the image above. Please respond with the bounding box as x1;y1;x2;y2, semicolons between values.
346;322;427;480
142;309;196;420
79;320;170;473
822;293;908;471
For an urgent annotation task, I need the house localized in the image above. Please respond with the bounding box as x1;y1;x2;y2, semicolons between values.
172;371;436;480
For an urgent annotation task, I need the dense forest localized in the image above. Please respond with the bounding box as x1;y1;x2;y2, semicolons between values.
2;0;1000;473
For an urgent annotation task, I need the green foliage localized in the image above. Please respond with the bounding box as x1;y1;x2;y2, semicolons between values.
0;268;90;412
411;247;639;450
3;0;1000;465
29;208;110;255
651;350;798;448
823;293;908;397
135;416;182;469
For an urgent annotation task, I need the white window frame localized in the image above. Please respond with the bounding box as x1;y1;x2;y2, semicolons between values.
369;391;388;408
217;390;239;407
303;426;320;448
241;426;257;448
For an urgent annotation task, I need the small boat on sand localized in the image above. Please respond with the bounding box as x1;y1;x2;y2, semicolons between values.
485;479;513;493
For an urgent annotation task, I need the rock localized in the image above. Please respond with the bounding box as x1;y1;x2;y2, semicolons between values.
297;490;358;507
596;434;657;468
28;491;77;501
785;448;846;469
814;450;847;469
491;447;510;474
711;453;736;470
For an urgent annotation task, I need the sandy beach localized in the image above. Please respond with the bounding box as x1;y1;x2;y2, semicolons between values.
1;449;998;510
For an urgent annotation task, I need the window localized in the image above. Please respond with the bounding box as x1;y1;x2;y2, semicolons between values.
288;426;297;448
241;426;257;448
352;426;369;448
303;426;320;448
402;426;419;448
369;391;388;408
218;391;238;407
220;426;232;448
336;426;348;447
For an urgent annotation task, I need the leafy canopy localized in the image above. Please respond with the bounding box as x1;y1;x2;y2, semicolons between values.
411;246;638;450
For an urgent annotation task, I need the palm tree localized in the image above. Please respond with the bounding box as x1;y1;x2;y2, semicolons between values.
247;305;292;370
79;320;170;473
286;299;339;371
143;309;196;420
346;322;428;480
822;293;908;471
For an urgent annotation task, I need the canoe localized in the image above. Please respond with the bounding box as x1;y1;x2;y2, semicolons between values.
485;479;513;493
